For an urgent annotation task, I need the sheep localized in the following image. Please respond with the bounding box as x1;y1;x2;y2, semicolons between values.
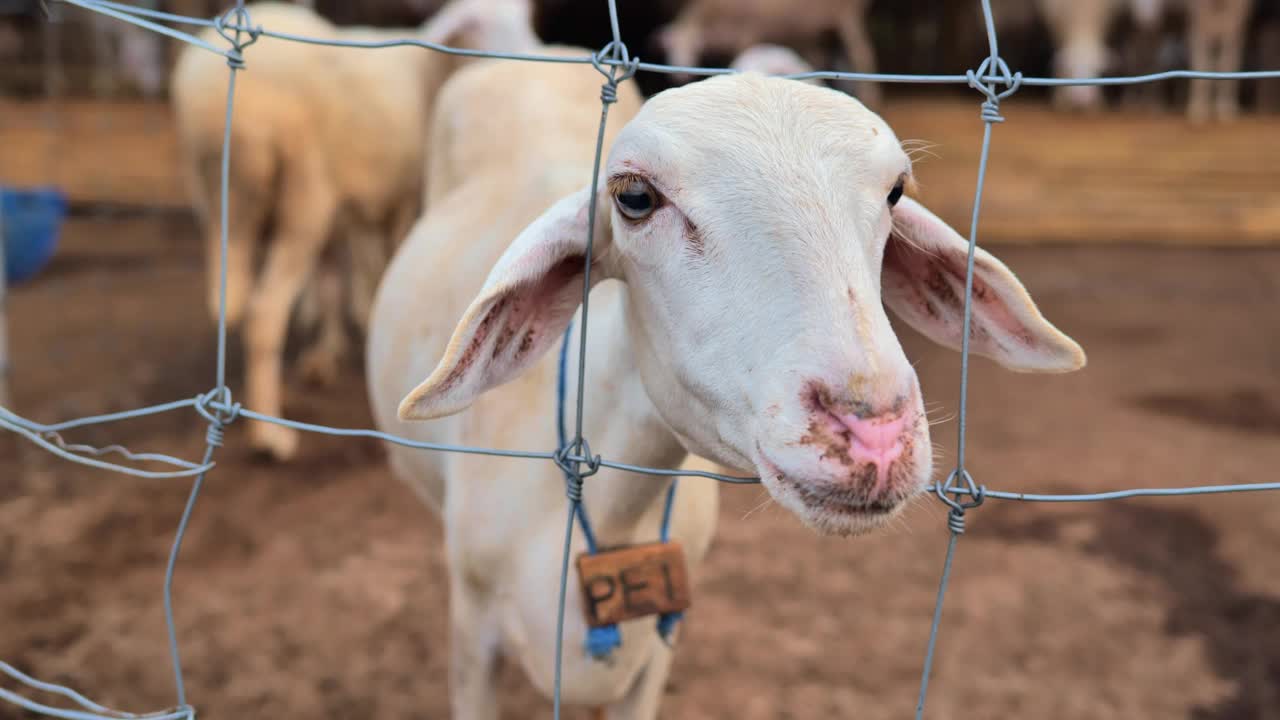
1038;0;1257;120
653;0;881;108
1185;0;1254;123
1036;0;1129;111
729;42;821;84
368;56;1086;718
170;0;539;461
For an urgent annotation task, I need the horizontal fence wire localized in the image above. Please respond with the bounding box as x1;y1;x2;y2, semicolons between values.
50;0;1280;85
1;0;1277;718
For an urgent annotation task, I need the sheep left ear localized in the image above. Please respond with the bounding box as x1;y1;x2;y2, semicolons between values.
398;186;612;421
881;196;1086;373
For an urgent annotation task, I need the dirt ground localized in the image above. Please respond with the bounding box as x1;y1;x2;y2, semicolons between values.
2;106;1280;718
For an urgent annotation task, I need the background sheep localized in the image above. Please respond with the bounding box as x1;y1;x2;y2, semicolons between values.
169;0;539;461
652;0;880;108
729;43;821;84
1186;0;1255;122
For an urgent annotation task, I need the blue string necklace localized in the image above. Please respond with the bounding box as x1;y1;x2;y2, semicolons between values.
555;321;682;660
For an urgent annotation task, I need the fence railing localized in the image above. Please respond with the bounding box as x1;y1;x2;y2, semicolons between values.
2;0;1279;718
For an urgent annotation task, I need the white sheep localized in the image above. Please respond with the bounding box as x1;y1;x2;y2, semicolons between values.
1038;0;1257;120
729;42;821;84
368;56;1086;718
654;0;881;108
1036;0;1130;111
1185;0;1254;122
169;0;539;461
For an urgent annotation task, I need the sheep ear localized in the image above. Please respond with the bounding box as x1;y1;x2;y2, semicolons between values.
398;187;611;421
881;196;1086;373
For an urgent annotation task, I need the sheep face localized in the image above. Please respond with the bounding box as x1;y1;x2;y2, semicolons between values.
400;73;1085;536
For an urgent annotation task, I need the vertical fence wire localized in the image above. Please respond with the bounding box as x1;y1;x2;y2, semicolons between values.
913;0;1009;716
3;0;1280;718
552;2;632;714
161;0;248;710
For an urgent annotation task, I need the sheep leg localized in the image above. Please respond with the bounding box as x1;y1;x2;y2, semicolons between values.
1186;20;1214;123
244;174;336;461
448;579;501;720
1213;24;1245;121
607;644;675;720
295;261;347;388
204;175;266;330
833;0;881;109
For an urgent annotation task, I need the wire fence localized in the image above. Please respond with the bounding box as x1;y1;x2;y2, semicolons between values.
2;0;1279;718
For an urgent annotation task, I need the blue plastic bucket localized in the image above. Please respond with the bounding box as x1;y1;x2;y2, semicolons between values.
1;186;67;286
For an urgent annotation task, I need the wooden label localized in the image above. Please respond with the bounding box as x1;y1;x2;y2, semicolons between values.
576;541;691;628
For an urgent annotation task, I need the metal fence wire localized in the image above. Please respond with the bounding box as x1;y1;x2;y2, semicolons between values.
2;0;1280;717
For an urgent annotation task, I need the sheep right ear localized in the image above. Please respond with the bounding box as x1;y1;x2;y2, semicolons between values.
398;187;612;421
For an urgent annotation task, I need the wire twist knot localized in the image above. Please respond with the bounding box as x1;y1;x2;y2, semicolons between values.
214;6;261;70
592;40;639;104
966;56;1022;123
194;388;241;448
935;468;985;534
554;438;601;501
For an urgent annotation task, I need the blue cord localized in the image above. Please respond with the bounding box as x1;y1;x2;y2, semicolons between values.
556;321;683;659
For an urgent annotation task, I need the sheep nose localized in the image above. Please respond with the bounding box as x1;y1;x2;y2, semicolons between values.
808;383;916;500
832;412;908;468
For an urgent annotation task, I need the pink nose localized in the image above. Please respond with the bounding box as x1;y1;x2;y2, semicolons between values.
824;410;909;498
835;412;908;466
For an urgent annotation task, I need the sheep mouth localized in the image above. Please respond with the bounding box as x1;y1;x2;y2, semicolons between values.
773;472;903;517
753;449;909;534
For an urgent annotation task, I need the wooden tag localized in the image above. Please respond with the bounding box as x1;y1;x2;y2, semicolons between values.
576;541;691;628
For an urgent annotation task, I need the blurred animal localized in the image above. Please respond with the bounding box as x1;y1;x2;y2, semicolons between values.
1036;0;1127;111
653;0;881;108
1038;0;1257;120
170;0;539;461
1185;0;1254;122
370;55;1085;720
729;42;820;83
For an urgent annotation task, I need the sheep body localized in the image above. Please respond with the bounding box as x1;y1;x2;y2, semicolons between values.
367;48;720;718
170;0;536;459
373;53;1086;717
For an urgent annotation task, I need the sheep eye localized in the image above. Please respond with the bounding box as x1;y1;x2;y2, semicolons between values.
614;179;657;220
887;179;905;208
